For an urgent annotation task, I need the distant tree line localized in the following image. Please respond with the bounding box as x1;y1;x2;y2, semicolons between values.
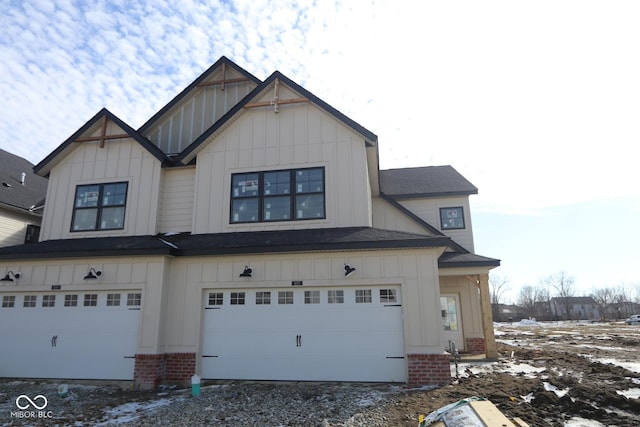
490;271;640;322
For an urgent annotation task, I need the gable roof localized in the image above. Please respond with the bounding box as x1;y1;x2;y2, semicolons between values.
177;70;378;164
0;227;451;260
137;56;262;137
0;148;48;214
380;165;478;198
34;108;168;177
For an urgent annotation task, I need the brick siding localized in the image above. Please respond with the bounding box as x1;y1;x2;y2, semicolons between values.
407;353;451;386
464;337;486;354
134;352;196;389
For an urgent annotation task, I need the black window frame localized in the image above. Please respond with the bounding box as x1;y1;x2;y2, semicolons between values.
230;167;326;224
71;182;129;232
439;207;465;230
24;224;40;244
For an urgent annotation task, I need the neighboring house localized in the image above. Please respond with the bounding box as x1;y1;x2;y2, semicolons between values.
0;57;499;388
550;296;600;321
492;303;527;322
0;149;47;247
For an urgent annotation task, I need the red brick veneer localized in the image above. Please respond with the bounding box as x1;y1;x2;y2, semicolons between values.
165;353;196;382
407;353;451;386
134;353;196;389
465;337;486;354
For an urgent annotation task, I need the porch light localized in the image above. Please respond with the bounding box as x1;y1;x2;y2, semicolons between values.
344;264;356;277
0;271;20;282
239;265;252;278
84;268;102;280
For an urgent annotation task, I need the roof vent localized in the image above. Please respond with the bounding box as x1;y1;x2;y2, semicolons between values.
2;182;10;188
20;172;26;185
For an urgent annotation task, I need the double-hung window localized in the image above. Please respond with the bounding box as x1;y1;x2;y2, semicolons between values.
71;182;128;231
231;167;325;223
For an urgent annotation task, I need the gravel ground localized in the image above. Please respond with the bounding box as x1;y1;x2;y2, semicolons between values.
0;380;418;427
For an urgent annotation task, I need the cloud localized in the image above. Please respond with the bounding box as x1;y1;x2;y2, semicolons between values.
0;0;639;218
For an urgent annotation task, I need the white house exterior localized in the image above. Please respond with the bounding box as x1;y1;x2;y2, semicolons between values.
0;57;499;388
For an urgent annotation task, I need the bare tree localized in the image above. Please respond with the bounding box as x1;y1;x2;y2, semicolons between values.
490;275;509;321
591;287;615;320
546;271;575;320
518;285;537;319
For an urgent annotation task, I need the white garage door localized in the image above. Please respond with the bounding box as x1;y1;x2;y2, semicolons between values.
202;286;405;382
0;291;141;380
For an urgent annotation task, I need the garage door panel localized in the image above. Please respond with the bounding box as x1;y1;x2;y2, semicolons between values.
202;286;405;382
0;292;139;380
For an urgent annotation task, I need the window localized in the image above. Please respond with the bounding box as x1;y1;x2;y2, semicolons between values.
380;289;397;303
23;295;36;307
106;294;121;306
230;292;245;305
42;295;56;307
440;207;465;230
231;167;325;223
84;294;98;307
304;290;320;304
127;293;142;306
25;224;40;243
278;291;294;305
355;289;372;303
328;290;344;304
255;291;271;305
2;296;15;308
64;294;78;307
208;292;223;306
71;182;128;231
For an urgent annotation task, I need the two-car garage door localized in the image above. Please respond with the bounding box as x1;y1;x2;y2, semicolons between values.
0;291;140;380
201;286;405;382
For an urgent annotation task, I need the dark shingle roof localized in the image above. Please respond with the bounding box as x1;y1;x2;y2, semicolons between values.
0;149;48;214
438;252;500;268
380;165;478;198
0;227;452;260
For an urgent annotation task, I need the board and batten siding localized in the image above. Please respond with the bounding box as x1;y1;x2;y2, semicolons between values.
40;125;163;240
0;210;38;247
144;77;257;154
191;86;373;234
157;167;195;233
397;196;475;252
160;248;446;358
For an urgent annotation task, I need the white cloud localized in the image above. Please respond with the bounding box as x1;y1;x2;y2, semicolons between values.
0;0;638;219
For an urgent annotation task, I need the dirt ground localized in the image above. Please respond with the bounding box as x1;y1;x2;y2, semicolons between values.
382;322;640;426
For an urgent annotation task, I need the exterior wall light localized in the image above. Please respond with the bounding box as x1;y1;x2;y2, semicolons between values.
344;264;356;277
0;271;21;282
84;268;102;280
239;265;252;278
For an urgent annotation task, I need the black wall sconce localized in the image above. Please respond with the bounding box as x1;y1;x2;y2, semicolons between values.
84;268;102;280
239;265;252;278
344;264;356;277
1;271;21;282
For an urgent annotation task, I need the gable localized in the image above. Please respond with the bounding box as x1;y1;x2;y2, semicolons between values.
138;57;261;155
178;71;378;165
34;109;166;178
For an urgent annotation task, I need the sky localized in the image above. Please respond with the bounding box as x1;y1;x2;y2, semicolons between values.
1;0;639;302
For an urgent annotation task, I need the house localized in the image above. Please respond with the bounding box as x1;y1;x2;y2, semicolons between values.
550;296;600;321
0;149;47;247
0;57;499;388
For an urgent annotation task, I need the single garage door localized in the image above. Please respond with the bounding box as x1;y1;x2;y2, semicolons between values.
202;286;405;382
0;291;141;380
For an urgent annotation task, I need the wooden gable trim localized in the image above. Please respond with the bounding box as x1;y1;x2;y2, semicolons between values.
244;78;309;112
73;116;129;146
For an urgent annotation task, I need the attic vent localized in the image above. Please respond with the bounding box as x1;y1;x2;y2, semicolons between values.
2;182;10;187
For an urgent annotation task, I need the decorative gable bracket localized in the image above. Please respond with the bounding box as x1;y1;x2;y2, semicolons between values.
243;78;309;113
